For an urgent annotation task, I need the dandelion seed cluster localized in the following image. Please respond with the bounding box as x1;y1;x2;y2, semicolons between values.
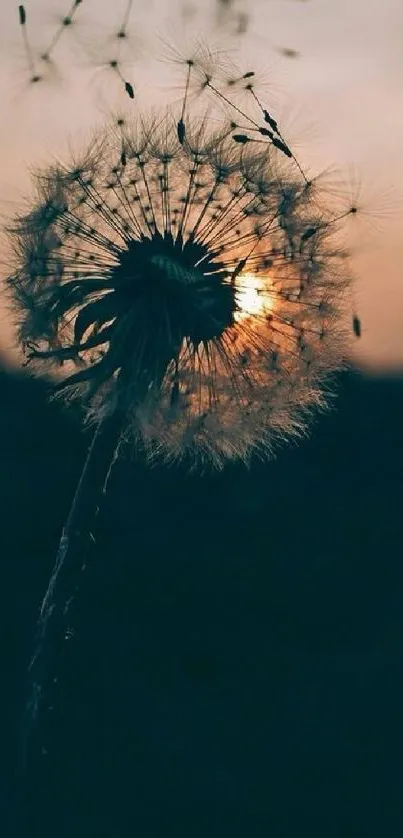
6;50;353;468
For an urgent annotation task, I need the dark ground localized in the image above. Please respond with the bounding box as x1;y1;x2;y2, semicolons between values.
1;360;403;837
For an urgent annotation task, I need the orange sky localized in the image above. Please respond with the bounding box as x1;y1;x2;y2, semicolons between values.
0;0;402;370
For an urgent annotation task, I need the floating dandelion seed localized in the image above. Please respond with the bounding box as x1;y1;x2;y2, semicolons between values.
214;0;250;34
160;38;230;116
277;47;300;59
76;0;140;94
18;4;43;86
82;47;136;100
14;0;139;100
328;167;400;241
352;314;361;338
107;0;134;48
40;0;84;63
13;0;85;99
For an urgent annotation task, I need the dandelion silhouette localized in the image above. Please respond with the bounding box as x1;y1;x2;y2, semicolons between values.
5;47;360;787
8;116;352;467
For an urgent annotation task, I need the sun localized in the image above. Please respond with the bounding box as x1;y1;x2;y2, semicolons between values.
234;273;274;321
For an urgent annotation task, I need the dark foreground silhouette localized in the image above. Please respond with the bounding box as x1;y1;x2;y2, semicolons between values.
1;361;403;837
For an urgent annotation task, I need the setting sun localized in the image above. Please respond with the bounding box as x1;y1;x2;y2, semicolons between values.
234;274;273;320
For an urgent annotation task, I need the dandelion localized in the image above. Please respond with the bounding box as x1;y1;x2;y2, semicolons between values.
7;113;351;468
5;61;355;782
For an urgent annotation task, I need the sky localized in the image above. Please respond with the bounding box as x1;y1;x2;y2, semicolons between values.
0;0;402;370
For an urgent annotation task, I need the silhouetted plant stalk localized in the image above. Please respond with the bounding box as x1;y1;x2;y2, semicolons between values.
5;38;362;790
18;408;124;775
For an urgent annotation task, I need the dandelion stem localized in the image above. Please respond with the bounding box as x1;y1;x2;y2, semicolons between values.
17;407;124;781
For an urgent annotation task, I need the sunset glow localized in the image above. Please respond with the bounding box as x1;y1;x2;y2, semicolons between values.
234;274;273;321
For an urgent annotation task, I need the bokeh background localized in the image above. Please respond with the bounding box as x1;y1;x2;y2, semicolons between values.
1;3;403;837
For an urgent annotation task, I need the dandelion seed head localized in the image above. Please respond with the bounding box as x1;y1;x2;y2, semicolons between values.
5;53;355;469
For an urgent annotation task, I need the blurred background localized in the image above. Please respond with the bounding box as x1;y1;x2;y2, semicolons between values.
1;3;403;837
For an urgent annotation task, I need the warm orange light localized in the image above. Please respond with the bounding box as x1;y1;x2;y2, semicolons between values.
234;273;273;321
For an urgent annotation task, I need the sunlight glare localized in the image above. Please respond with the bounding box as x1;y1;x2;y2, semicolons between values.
234;273;273;321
